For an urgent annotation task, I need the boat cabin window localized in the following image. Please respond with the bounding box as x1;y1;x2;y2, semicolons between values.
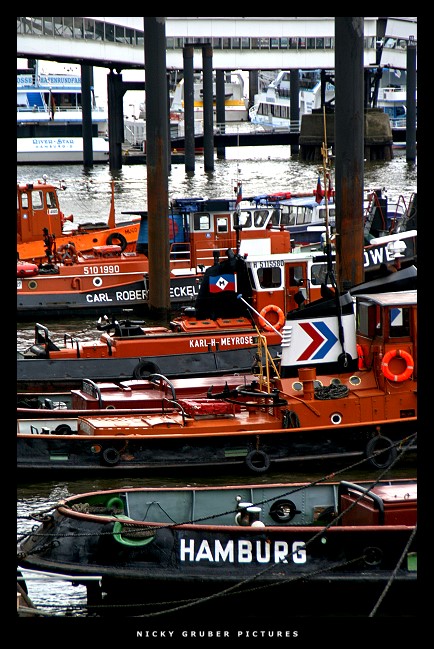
297;208;313;225
237;211;252;228
279;212;291;226
281;207;296;226
318;208;335;220
253;210;269;227
31;190;44;210
357;301;378;338
389;307;410;338
46;191;57;209
193;213;211;231
20;192;29;210
289;265;305;286
216;217;229;233
270;209;281;226
310;262;335;285
257;266;282;289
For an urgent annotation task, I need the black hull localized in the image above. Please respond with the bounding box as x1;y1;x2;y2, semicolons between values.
17;275;202;320
18;520;416;619
95;573;417;619
17;345;282;392
17;422;417;478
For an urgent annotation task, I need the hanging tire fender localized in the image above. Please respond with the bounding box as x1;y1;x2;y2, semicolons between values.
365;436;398;469
106;232;127;251
133;360;160;379
245;449;271;474
101;447;121;466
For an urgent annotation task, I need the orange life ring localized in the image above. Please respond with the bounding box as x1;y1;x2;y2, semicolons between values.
381;349;414;382
259;305;285;331
57;242;77;263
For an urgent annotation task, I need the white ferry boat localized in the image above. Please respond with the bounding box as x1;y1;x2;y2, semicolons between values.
249;70;335;129
170;70;249;123
17;61;109;164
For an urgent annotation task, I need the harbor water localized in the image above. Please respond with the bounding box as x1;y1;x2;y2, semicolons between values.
17;145;417;630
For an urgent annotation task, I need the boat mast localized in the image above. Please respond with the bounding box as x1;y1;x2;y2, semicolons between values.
320;107;336;289
320;108;350;369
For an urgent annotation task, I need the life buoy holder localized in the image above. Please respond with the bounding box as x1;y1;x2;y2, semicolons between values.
245;450;271;474
381;349;414;382
106;232;127;251
259;305;285;331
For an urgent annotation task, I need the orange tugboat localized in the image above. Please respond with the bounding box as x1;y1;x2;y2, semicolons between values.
17;175;416;318
17;266;417;476
17;177;141;263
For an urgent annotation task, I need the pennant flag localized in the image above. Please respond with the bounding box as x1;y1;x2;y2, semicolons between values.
315;176;324;204
209;273;237;293
235;181;242;206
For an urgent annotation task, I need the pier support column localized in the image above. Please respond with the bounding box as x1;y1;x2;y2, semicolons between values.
202;44;215;172
144;16;170;319
406;35;417;162
216;69;226;158
249;71;259;111
81;64;93;167
107;71;124;171
183;45;195;172
335;16;365;289
290;69;300;155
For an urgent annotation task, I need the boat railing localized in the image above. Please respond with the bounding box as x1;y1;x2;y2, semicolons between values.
161;397;187;424
390;117;407;129
63;334;80;350
242;118;302;133
81;379;103;407
148;373;177;401
169;242;192;266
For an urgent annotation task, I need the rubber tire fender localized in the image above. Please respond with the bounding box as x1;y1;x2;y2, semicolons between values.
106;232;127;251
133;360;160;379
245;449;271;474
101;447;121;466
365;436;398;469
54;424;72;435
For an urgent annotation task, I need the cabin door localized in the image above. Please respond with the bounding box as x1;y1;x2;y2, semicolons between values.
189;212;234;268
284;261;309;311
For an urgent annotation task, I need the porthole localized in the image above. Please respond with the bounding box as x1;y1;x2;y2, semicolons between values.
292;381;303;391
330;412;342;425
269;499;299;523
28;280;38;290
349;375;361;385
93;277;103;287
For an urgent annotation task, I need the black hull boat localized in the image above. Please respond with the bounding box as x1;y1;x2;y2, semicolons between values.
16;412;417;478
17;478;417;619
